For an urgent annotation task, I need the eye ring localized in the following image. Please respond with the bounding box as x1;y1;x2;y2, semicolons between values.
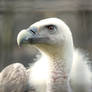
45;25;56;34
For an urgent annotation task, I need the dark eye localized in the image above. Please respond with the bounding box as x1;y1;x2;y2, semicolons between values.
46;25;55;30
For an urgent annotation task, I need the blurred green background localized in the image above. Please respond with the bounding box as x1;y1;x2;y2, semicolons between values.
0;0;92;71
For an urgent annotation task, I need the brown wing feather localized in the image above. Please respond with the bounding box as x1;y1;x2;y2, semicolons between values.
0;63;29;92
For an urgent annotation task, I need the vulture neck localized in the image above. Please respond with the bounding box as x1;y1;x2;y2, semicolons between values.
38;40;73;92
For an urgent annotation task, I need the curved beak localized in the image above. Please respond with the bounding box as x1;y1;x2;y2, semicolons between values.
17;29;32;47
17;27;50;47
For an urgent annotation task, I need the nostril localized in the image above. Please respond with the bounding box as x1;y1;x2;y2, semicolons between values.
31;30;36;34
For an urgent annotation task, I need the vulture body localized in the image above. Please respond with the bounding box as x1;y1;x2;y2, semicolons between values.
0;18;92;92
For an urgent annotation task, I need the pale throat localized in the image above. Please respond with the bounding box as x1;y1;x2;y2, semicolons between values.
40;44;73;82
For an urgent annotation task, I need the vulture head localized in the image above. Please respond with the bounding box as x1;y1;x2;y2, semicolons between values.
17;18;73;61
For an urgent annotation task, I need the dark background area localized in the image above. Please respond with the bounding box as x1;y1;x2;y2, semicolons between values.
0;0;92;71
